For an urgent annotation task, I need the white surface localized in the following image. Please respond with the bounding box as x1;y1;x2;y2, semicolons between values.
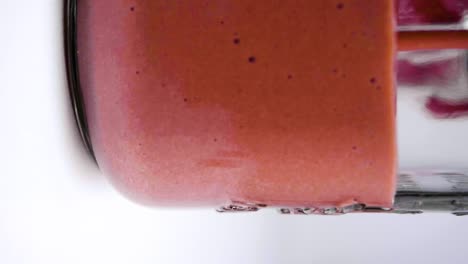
1;1;468;264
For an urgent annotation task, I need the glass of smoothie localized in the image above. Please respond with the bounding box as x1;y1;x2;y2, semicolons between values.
65;0;468;215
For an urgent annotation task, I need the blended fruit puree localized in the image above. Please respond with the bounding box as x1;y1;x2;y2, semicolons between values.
77;0;396;207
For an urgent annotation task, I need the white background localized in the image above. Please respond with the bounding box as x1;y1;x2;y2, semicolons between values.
1;1;467;264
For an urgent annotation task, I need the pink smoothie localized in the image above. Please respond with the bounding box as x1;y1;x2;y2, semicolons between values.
77;0;396;208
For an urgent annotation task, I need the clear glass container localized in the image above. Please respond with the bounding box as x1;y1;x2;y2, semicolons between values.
65;0;468;214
